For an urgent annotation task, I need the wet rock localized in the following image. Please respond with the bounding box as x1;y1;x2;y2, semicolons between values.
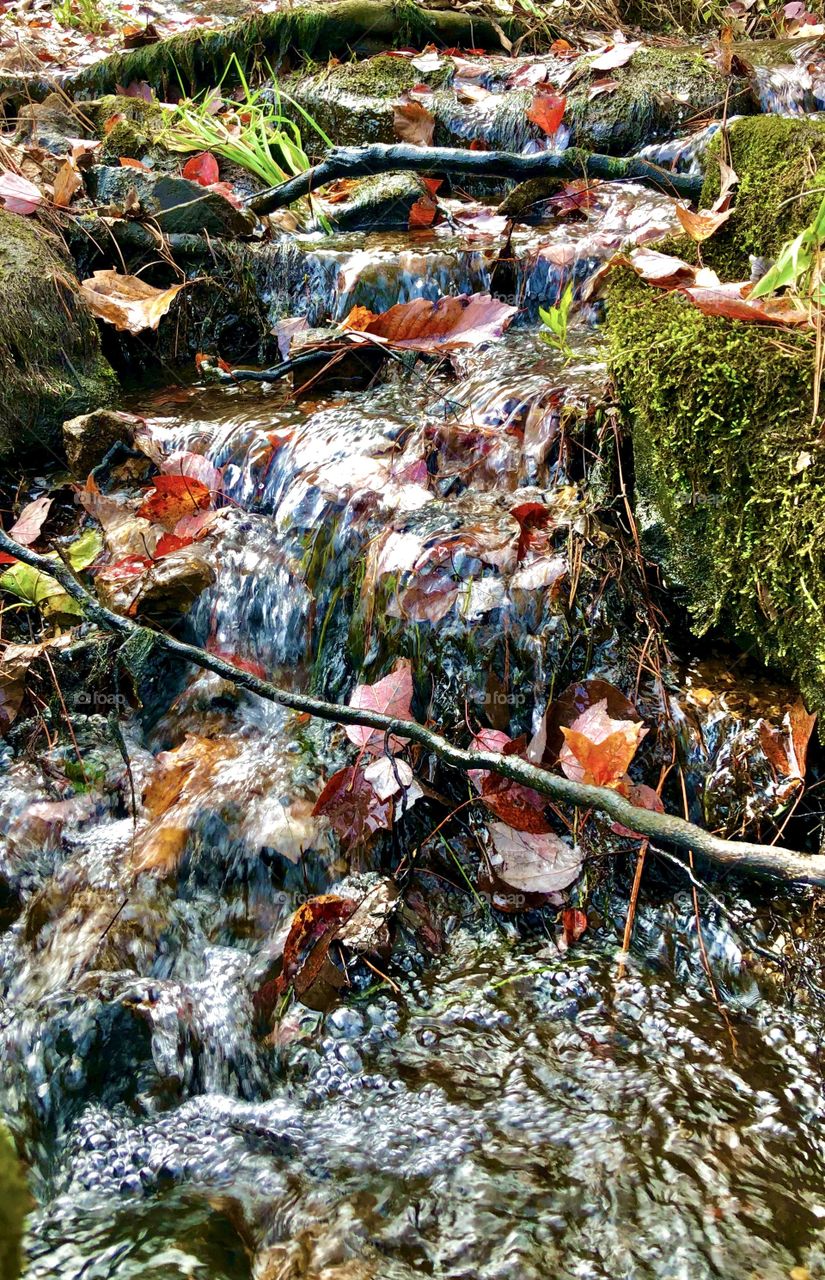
14;93;89;156
608;265;825;720
81;94;169;165
0;1123;29;1280
96;548;216;621
0;209;117;460
84;166;254;237
62;408;141;478
324;173;427;231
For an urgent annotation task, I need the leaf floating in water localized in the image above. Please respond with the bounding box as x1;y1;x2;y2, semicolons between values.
79;270;187;335
346;293;517;352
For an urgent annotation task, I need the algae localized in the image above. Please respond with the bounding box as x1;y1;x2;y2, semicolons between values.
701;114;825;280
608;266;825;716
0;210;117;461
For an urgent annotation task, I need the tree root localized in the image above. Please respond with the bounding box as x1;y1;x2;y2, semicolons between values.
2;528;822;887
247;143;703;216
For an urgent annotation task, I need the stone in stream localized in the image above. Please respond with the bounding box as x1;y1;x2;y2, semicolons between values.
84;166;255;237
80;94;171;166
62;407;141;478
0;1122;29;1280
286;47;751;157
13;93;91;156
0;209;117;461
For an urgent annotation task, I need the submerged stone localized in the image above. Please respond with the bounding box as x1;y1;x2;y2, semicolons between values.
0;209;117;460
607;266;825;718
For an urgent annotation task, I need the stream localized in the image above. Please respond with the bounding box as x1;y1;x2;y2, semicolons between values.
4;27;825;1280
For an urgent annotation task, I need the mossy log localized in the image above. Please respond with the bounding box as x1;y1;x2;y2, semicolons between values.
66;1;530;100
608;266;825;720
248;142;703;215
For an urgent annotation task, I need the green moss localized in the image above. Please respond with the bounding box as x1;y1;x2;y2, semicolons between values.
0;210;117;460
69;1;526;99
83;94;169;161
701;115;825;280
566;47;753;155
608;267;825;715
317;53;420;97
0;1122;29;1280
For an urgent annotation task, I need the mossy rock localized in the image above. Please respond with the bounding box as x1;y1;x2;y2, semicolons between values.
0;1122;29;1280
700;115;825;280
0;210;117;460
608;266;825;715
566;48;753;155
82;94;170;163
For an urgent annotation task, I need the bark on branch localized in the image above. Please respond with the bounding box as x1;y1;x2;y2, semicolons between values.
247;143;703;216
2;529;822;887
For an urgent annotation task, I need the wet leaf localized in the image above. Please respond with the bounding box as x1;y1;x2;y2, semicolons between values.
409;195;439;228
137;474;212;527
468;727;512;792
526;90;566;136
160;449;222;494
337;878;398;952
8;495;52;545
348;292;517;352
0;639;69;732
392;99;435;147
312;765;393;846
345;659;415;755
588;77;619;100
79;270;187;335
0;170;42;214
559;699;647;787
489;822;582;894
182;151;219;186
611;779;665;838
480;772;552;832
759;699;817;781
530;676;640;766
363;754;423;808
562;907;588;945
276;894;358;1004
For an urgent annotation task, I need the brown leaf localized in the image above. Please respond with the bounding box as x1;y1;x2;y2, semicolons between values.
312;765;393;846
393;99;435;147
480;772;552;832
52;160;82;208
350;292;517;352
79;270;187;335
675;203;733;243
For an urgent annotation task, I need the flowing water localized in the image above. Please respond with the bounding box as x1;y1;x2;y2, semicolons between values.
5;44;825;1280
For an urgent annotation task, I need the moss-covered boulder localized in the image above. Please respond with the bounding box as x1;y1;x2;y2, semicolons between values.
566;48;753;155
0;210;117;460
700;115;825;280
0;1122;29;1280
82;93;171;165
288;46;751;158
608;266;825;715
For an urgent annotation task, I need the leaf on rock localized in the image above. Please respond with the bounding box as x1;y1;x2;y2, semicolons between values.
312;765;393;846
480;772;552;832
393;99;436;146
675;203;733;242
182;151;220;186
137;474;212;527
337;878;398;953
79;270;187;335
489;822;582;894
52;160;82;208
526;90;566;135
589;40;640;70
160;449;222;494
276;894;358;1005
758;698;817;781
529;676;640;767
562;907;588;945
345;659;415;755
0;170;42;215
611;778;665;837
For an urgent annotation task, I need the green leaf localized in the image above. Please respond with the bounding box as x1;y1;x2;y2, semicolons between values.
67;528;103;571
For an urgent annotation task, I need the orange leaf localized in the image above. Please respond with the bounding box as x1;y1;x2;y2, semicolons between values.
52;160;81;209
182;151;219;187
137;474;211;527
559;726;643;787
526;90;566;136
409;195;438;228
675;203;733;243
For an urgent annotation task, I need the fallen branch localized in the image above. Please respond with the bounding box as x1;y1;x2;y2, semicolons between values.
247;143;703;216
2;529;823;887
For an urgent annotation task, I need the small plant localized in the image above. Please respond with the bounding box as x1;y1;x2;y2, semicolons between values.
54;0;108;34
750;191;825;302
538;283;575;360
163;55;332;190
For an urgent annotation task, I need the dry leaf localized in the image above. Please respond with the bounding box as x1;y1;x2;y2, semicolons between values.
393;99;436;147
52;160;82;209
79;270;187;335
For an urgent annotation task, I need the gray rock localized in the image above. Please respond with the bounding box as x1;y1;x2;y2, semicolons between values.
14;93;90;155
85;166;255;237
